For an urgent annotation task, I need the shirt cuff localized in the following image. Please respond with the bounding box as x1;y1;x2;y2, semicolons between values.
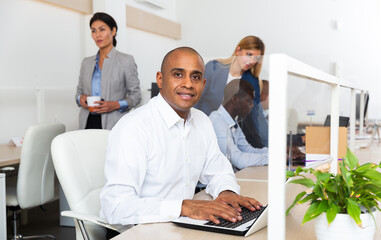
76;95;81;106
160;199;183;220
118;100;128;112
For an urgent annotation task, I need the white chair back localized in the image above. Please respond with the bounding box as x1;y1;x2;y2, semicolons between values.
51;129;110;240
17;122;65;209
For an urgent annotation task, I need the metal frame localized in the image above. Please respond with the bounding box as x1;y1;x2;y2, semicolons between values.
267;54;367;240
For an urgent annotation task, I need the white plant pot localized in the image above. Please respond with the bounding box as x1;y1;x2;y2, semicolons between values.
314;212;376;240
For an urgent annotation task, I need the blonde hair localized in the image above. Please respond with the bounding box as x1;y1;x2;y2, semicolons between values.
218;35;265;92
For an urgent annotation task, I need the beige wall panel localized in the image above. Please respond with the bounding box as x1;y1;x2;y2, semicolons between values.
40;0;92;14
126;5;181;40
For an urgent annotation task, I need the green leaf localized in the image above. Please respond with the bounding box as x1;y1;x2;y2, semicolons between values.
326;203;338;224
289;178;315;188
316;200;329;214
286;191;306;215
344;148;358;170
295;166;311;175
339;162;353;187
361;169;381;185
314;182;326;199
315;172;332;183
298;192;317;204
325;181;338;193
302;201;325;224
286;170;295;179
346;198;362;226
355;163;376;173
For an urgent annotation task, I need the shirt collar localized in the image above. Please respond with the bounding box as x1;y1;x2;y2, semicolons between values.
155;93;193;129
217;105;237;129
94;47;116;61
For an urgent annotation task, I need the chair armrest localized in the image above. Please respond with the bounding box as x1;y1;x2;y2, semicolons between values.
61;210;128;233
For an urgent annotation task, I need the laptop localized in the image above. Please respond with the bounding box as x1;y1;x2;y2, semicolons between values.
172;178;300;237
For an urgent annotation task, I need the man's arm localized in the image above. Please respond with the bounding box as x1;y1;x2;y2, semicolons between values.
191;117;262;223
209;114;267;169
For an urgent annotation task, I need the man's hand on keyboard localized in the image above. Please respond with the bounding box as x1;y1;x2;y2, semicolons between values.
181;199;242;224
216;190;262;213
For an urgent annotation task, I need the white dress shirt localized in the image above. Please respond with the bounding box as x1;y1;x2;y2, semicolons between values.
209;105;268;171
100;94;240;225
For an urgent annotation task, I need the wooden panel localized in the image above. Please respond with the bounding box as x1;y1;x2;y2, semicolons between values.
40;0;92;14
305;126;347;158
126;5;181;40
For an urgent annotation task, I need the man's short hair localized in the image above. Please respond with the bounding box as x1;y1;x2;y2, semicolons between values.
160;47;205;73
223;79;254;105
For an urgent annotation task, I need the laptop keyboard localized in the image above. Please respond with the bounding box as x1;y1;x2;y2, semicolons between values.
204;205;267;229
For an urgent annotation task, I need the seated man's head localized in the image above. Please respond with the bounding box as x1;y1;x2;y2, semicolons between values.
222;79;254;118
157;47;206;119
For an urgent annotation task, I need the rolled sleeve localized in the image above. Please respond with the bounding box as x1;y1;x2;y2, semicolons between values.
118;100;128;112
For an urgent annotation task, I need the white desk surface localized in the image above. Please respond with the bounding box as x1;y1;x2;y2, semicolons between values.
112;142;381;240
235;166;268;181
0;144;21;167
111;180;316;240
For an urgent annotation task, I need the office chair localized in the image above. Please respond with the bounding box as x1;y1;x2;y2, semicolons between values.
51;130;124;240
6;122;65;240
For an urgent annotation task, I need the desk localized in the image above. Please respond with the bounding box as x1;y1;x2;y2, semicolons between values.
111;180;316;240
0;144;21;240
0;144;21;167
235;166;268;181
113;179;381;240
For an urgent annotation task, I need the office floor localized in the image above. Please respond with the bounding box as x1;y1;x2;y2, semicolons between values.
6;200;76;240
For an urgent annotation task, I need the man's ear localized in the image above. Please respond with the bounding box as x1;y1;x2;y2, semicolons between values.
156;71;163;89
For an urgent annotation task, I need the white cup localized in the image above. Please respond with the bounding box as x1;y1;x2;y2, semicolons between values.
87;96;101;112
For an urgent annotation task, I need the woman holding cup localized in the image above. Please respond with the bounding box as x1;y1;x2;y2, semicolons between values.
75;12;141;129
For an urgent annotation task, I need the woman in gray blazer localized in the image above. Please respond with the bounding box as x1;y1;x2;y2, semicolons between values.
76;12;141;130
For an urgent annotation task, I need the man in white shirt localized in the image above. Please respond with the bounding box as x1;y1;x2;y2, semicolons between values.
100;47;262;228
209;79;268;172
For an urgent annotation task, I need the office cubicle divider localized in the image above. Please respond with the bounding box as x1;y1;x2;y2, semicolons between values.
267;54;367;240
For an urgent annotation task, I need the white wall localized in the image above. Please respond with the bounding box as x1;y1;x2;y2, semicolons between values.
93;0;178;105
0;0;178;144
2;0;380;143
177;0;381;123
0;0;86;144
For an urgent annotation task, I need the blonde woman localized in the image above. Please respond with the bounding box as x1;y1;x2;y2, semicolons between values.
195;35;268;147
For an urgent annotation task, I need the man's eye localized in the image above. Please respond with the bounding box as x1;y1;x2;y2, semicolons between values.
174;72;183;77
247;53;253;56
192;75;201;81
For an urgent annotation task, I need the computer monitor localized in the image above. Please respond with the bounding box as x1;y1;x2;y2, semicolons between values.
323;115;350;127
356;93;369;125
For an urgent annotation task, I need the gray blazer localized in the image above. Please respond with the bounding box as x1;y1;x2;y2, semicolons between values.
75;48;141;130
194;60;230;116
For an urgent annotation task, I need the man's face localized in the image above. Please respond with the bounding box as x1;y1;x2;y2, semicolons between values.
236;93;254;117
156;50;206;119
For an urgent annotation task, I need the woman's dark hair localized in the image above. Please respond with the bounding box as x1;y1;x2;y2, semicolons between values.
90;12;118;47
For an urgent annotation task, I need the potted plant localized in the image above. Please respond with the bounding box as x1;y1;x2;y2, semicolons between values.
286;148;381;240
